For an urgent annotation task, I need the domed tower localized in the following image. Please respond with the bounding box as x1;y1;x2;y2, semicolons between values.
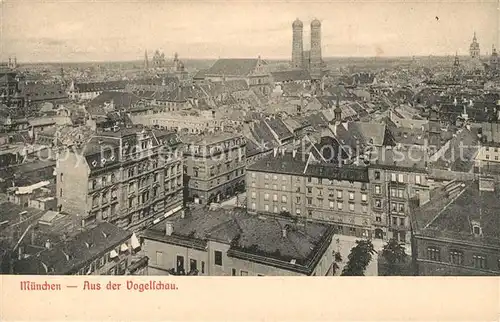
469;32;480;59
310;19;322;78
292;18;304;69
490;45;498;71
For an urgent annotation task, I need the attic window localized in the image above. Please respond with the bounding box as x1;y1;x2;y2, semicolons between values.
92;160;98;167
102;231;109;238
85;242;93;248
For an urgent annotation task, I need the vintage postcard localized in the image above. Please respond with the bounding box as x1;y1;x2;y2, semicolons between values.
0;0;499;320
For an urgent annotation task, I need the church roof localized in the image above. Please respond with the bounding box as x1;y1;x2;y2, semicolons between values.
205;59;264;77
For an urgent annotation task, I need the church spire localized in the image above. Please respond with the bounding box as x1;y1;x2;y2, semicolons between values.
144;50;149;70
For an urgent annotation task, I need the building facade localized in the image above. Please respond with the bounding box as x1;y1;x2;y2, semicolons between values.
182;133;246;204
246;151;373;239
56;128;184;231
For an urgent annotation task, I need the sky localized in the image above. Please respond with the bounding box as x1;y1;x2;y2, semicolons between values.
0;0;498;63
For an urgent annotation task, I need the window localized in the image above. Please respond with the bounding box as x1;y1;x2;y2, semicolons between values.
374;185;381;194
415;175;421;185
398;189;404;198
272;175;278;180
214;251;223;266
201;261;205;274
60;173;63;183
272;184;278;190
349;203;355;212
156;251;163;265
232;268;236;276
307;197;312;205
282;185;286;191
391;173;397;182
264;204;269;211
189;259;197;272
251;203;256;210
376;216;382;222
296;209;301;215
375;199;381;208
273;194;278;201
240;270;248;276
251;192;256;199
473;255;487;269
337;190;343;199
337;202;343;210
251;172;256;178
399;218;405;226
349;192;355;200
265;174;269;179
264;193;269;201
281;195;287;203
318;178;322;184
296;197;300;203
329;201;334;209
282;175;287;181
398;174;404;183
273;206;278;213
427;247;441;261
361;193;367;202
59;188;63;197
449;250;464;265
362;205;367;213
307;187;312;193
391;202;397;212
392;217;397;225
307;177;312;183
399;204;405;213
374;171;380;180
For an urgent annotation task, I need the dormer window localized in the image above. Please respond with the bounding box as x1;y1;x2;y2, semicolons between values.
471;221;482;236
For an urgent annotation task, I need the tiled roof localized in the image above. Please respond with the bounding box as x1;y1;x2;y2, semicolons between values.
412;181;500;247
143;208;335;275
87;91;140;110
271;70;311;83
205;59;262;77
74;80;128;93
21;83;68;101
13;222;132;274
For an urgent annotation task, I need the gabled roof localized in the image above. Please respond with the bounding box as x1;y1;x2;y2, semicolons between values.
87;91;140;110
205;59;264;77
13;222;132;274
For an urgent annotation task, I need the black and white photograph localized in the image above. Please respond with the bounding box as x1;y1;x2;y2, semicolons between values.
0;0;499;285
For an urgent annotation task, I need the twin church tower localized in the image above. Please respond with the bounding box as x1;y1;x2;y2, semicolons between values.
291;18;325;79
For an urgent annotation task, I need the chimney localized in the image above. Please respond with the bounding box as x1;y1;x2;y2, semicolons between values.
292;149;297;158
45;239;52;250
282;227;287;238
18;246;23;260
273;148;278;157
478;176;495;192
166;221;174;236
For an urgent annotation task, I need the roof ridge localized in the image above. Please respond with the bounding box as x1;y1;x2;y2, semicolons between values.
424;185;468;229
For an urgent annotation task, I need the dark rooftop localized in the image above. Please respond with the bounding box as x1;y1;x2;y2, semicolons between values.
412;180;500;248
142;208;335;275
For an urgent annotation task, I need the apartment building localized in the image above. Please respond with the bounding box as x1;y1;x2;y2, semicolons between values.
141;208;337;276
246;151;373;239
56;127;184;231
368;147;430;243
182;132;246;204
411;178;500;276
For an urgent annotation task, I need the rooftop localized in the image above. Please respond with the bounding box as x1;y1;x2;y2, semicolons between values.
142;208;335;275
412;180;500;248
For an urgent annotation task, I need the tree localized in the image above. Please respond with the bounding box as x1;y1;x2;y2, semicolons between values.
341;240;376;276
380;238;408;276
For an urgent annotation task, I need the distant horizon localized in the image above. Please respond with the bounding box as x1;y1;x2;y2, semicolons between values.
1;1;496;63
9;54;488;66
